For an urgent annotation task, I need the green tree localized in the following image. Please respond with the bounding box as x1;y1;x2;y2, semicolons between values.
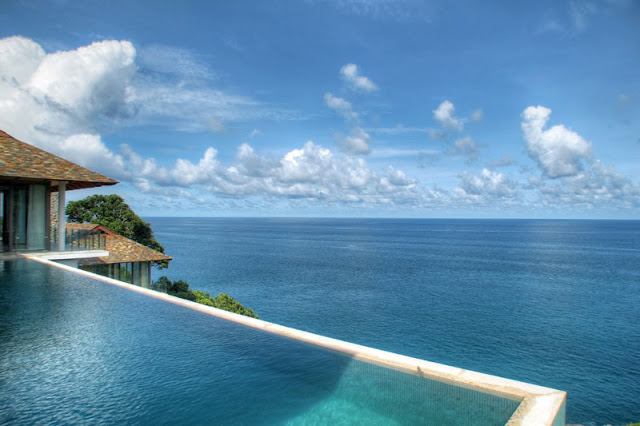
66;194;169;268
212;293;258;319
193;290;216;307
153;277;259;319
151;276;172;292
167;279;196;301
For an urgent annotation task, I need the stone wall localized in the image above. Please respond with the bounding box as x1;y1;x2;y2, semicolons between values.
50;191;59;241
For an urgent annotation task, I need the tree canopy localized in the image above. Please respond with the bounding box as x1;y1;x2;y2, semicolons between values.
66;194;169;268
152;276;259;319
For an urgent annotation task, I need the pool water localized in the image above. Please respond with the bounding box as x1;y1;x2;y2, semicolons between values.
0;259;520;424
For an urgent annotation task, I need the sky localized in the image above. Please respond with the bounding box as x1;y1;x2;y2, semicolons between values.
0;0;639;218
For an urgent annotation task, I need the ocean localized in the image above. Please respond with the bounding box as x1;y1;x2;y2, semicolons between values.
148;218;640;425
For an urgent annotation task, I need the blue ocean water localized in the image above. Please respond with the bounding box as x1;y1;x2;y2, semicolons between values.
149;218;640;425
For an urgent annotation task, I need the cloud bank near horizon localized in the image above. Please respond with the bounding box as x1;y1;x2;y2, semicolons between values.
0;35;638;215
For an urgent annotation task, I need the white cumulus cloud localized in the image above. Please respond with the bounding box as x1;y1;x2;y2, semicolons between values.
340;63;378;92
433;100;463;131
335;127;372;155
27;40;136;119
58;134;127;179
2;35;637;215
522;105;592;179
324;92;358;121
0;36;45;85
451;136;481;163
0;35;300;186
455;169;518;204
0;36;287;148
0;36;136;176
527;160;640;209
0;37;136;141
123;140;427;206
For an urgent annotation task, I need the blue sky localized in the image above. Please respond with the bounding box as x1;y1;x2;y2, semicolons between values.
1;0;638;218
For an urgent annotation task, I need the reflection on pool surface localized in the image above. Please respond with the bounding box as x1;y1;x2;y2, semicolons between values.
0;259;520;424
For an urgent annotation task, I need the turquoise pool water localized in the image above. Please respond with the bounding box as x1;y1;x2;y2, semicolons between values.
0;259;520;424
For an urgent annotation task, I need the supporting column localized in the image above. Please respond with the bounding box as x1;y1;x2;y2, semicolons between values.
57;182;66;251
6;186;14;252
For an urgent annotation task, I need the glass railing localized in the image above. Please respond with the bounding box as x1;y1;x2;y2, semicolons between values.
50;227;107;251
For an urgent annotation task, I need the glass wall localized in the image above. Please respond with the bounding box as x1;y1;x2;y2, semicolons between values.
0;184;48;251
80;261;151;287
12;186;27;250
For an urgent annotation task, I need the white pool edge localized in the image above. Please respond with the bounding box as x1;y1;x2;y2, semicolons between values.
26;255;567;426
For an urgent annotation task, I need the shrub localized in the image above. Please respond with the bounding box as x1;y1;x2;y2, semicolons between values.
152;277;258;319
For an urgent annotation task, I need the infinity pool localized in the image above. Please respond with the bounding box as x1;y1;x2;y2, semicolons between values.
0;259;521;424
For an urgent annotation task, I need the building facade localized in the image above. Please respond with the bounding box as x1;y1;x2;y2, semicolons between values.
1;130;117;252
1;130;170;288
67;223;172;287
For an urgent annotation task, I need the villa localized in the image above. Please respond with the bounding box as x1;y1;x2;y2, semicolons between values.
66;222;171;287
0;130;169;286
0;130;117;253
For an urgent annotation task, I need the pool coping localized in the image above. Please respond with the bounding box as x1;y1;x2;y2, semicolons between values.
25;255;567;426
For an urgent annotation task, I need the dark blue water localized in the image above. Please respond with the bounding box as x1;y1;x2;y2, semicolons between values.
0;259;518;425
149;218;640;425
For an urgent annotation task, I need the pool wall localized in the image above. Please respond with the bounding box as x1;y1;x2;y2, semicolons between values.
27;255;567;425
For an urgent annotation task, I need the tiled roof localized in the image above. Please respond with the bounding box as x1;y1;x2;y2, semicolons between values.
66;223;102;231
0;130;118;190
67;223;172;264
99;233;173;264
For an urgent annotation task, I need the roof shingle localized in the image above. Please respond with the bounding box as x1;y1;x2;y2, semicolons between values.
0;130;118;190
67;223;172;264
